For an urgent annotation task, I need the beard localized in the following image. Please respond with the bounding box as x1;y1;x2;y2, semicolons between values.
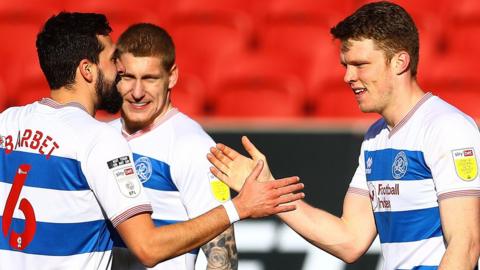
95;70;123;114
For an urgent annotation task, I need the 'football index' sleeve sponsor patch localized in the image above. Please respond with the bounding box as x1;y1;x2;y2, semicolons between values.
208;172;230;203
452;148;478;181
107;156;131;169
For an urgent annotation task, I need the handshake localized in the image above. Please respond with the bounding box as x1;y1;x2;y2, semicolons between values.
207;136;303;220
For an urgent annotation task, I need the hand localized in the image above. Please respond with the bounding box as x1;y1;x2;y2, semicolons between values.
207;136;274;192
233;160;304;219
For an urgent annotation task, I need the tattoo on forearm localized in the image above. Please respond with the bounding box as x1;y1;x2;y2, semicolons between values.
202;226;238;270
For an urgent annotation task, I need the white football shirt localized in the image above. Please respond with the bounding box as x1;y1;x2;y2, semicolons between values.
349;93;480;269
0;99;152;270
110;108;230;270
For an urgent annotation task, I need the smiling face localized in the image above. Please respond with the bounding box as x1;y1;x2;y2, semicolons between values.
117;53;177;133
341;38;396;115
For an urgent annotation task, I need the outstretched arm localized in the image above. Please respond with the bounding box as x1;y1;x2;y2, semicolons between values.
277;192;376;263
208;137;377;262
116;161;304;267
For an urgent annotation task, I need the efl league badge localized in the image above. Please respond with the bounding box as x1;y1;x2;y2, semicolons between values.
392;151;408;179
452;148;478;181
208;172;230;203
113;165;141;198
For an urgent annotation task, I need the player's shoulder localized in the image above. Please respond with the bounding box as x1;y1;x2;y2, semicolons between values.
0;102;37;119
167;111;215;151
107;117;122;131
423;95;477;129
53;110;125;146
170;111;213;141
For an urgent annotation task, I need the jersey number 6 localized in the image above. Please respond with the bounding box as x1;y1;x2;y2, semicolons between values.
2;164;36;250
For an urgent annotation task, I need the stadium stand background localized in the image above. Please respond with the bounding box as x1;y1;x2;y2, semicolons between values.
1;0;479;269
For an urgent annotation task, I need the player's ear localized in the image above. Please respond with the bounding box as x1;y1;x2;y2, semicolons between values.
393;51;410;75
79;59;95;83
167;64;178;89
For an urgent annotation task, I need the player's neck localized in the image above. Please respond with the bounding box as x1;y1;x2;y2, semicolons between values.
50;86;95;116
382;80;425;128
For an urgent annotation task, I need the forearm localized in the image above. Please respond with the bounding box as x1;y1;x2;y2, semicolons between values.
278;199;374;263
202;226;238;270
120;206;231;267
150;206;230;265
439;237;480;270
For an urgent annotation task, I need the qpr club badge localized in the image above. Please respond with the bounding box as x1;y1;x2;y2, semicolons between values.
392;151;408;179
135;156;152;183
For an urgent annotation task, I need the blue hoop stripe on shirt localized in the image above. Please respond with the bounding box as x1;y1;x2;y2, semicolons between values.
365;149;432;181
0;149;89;191
0;216;112;256
133;153;178;192
375;207;442;243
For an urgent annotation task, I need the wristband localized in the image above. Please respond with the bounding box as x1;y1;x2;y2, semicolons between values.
222;200;240;224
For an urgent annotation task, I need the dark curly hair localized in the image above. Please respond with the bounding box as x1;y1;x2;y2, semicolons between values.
36;12;112;89
331;1;419;77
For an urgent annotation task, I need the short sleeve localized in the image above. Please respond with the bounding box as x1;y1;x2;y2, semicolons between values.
82;127;152;227
171;133;229;218
424;113;480;200
348;142;370;196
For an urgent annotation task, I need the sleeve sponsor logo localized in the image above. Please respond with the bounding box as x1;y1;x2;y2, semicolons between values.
114;165;141;198
452;148;478;181
368;182;378;210
0;135;4;148
208;172;230;203
107;156;131;169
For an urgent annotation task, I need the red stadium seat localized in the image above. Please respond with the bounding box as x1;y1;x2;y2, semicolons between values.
173;0;253;16
170;73;207;117
0;23;40;89
168;0;254;92
254;0;354;27
447;0;480;23
357;0;449;19
71;0;163;39
9;58;50;106
0;32;43;108
425;20;480;85
0;78;7;111
210;51;305;118
0;1;68;24
258;22;340;99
